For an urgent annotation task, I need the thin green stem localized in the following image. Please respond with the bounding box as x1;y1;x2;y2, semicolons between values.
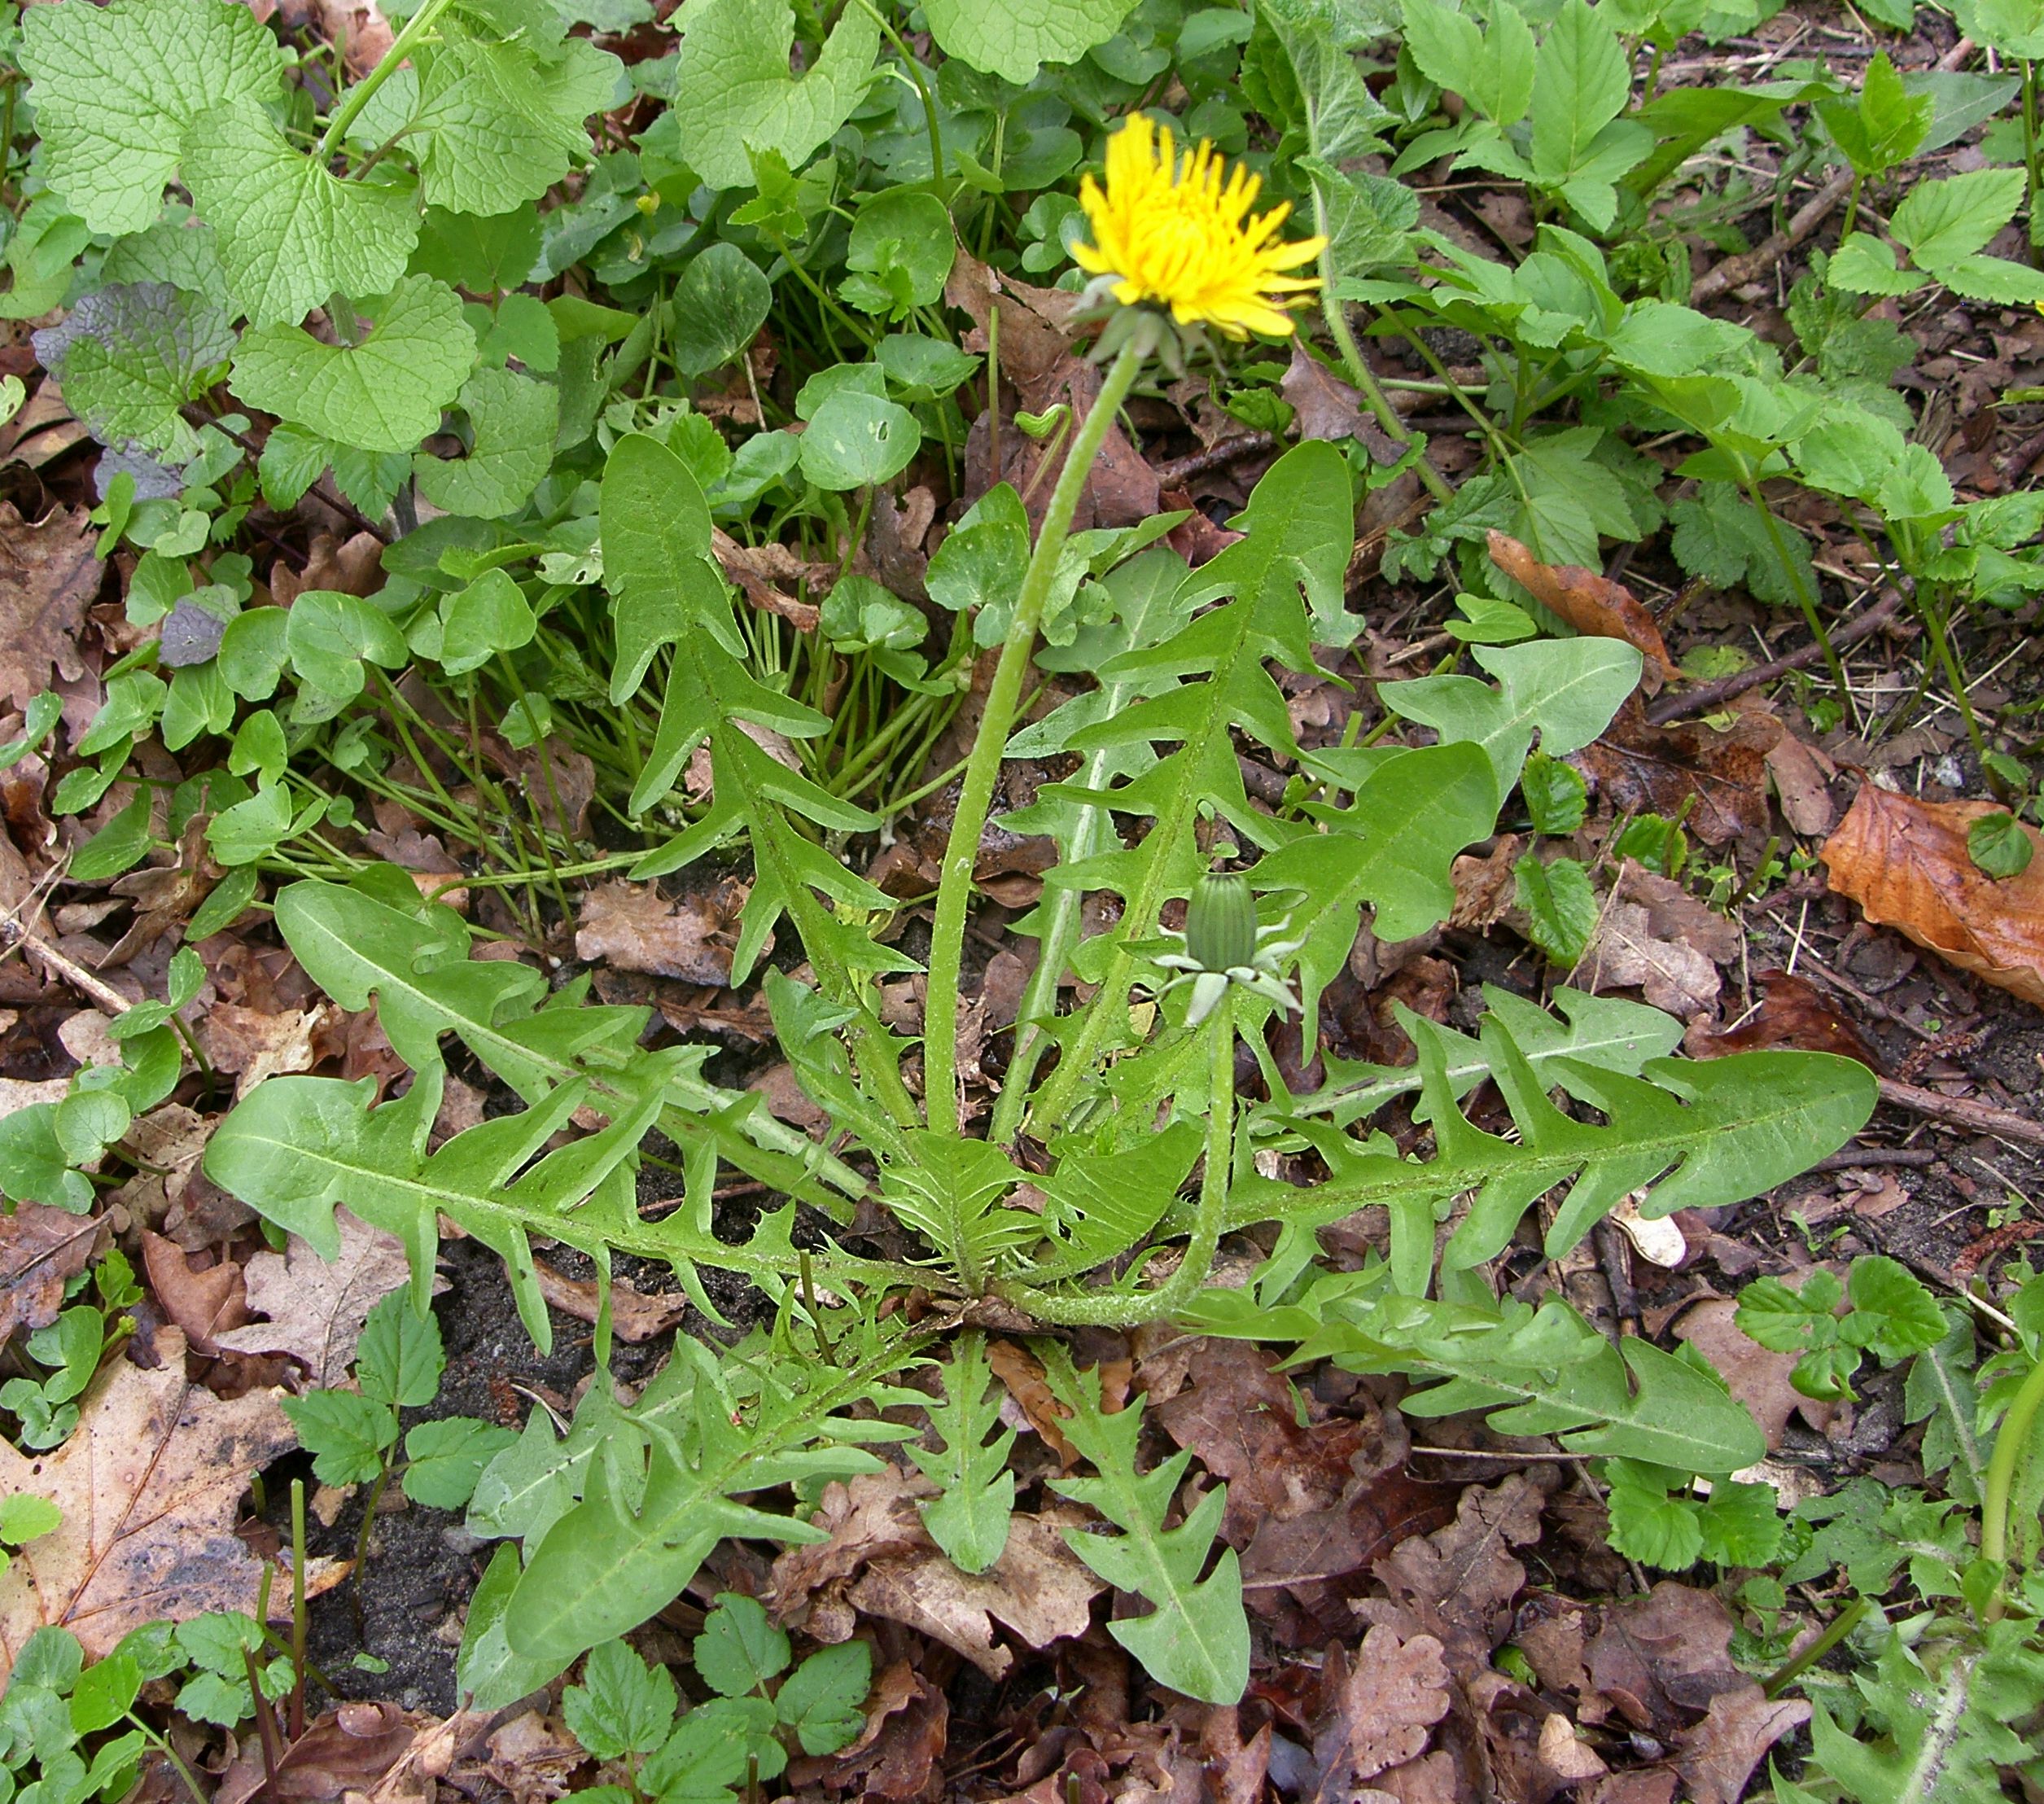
922;339;1144;1136
849;0;943;182
1983;1350;2044;1618
2025;60;2042;263
1321;287;1452;504
317;0;455;162
1738;471;1846;693
1762;1596;1870;1698
996;991;1236;1326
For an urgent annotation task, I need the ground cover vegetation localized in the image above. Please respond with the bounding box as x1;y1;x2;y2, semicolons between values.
2;0;2044;1795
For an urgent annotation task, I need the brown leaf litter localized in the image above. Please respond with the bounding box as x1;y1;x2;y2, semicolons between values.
0;1327;339;1682
1823;782;2044;1009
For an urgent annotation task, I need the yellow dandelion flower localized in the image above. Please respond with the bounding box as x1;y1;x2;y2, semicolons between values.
1072;114;1327;340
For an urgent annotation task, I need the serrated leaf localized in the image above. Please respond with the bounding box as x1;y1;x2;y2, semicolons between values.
907;1332;1015;1574
667;0;878;190
1604;1461;1705;1569
357;1288;445;1409
21;0;285;235
1043;1349;1249;1705
414;366;557;517
412;28;620;216
922;0;1136;82
775;1642;870;1755
281;1388;392;1486
33;282;234;460
878;1132;1036;1294
232;276;475;454
694;1592;790;1698
401;1416;518;1509
1233;1009;1875;1298
499;1325;915;1682
562;1639;676;1759
1513;852;1596;964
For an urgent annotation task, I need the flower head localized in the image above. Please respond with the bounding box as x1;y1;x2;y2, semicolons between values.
1073;115;1326;340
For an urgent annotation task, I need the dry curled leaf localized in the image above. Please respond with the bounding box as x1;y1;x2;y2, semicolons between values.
1488;532;1676;684
846;1512;1105;1679
0;1328;325;1682
1372;1474;1545;1669
1311;1625;1452;1793
986;1338;1079;1469
1578;702;1778;847
532;1259;689;1343
1688;968;1879;1069
1674;1684;1810;1804
1823;785;2044;1009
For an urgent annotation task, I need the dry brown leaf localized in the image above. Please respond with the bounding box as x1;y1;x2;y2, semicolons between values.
1578;702;1779;847
0;1203;105;1339
140;1231;247;1354
1281;344;1403;462
198;1001;331;1099
1312;1625;1451;1791
769;1468;934;1621
215;1701;421;1804
0;502;102;714
212;1210;412;1387
986;1338;1079;1468
0;1328;313;1682
1674;1684;1810;1804
711;528;825;632
1487;532;1676;683
532;1259;689;1343
1687;968;1879;1068
480;1710;582;1804
1373;1474;1545;1669
846;1512;1105;1678
1823;785;2044;1009
788;1662;948;1802
1673;1298;1834;1449
575;879;740;985
1763;727;1837;836
1578;862;1740;1019
1587;1581;1747;1736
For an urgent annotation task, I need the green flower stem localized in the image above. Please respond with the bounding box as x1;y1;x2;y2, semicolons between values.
317;0;457;163
1312;248;1452;505
997;990;1236;1327
1982;1350;2044;1618
1762;1596;1869;1699
922;335;1144;1133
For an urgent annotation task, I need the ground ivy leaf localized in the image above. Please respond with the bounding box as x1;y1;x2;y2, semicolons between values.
21;0;285;236
667;0;879;190
231;275;475;454
32;282;234;461
923;0;1137;82
184;108;421;326
413;32;621;215
414;366;558;517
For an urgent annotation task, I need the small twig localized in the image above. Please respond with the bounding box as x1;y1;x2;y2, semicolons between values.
1692;169;1857;304
1810;1146;1939;1172
1646;589;1908;725
1877;1075;2044;1149
0;919;132;1014
182;406;391;545
1151;432;1276;486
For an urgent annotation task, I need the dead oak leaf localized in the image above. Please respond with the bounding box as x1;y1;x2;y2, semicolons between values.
198;1002;332;1099
1823;785;2044;1010
1674;1684;1810;1804
1372;1474;1544;1670
575;879;741;986
1673;1298;1835;1449
141;1231;247;1355
1578;702;1777;847
0;1204;105;1340
0;501;102;714
1311;1624;1452;1794
0;1327;308;1683
212;1210;411;1388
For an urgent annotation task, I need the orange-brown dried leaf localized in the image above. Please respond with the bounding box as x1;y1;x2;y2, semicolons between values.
1487;531;1677;683
0;1328;316;1682
1689;969;1879;1068
986;1338;1079;1469
1823;786;2044;1009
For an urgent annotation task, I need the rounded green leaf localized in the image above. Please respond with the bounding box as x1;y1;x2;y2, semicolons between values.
798;388;921;490
667;244;773;379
